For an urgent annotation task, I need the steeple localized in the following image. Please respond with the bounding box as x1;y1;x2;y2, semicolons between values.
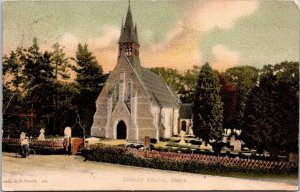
118;0;140;58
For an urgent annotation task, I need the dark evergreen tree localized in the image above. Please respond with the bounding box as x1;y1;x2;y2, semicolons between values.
218;72;237;128
243;62;299;156
193;63;223;143
21;38;56;135
72;43;108;135
51;43;71;134
224;66;258;129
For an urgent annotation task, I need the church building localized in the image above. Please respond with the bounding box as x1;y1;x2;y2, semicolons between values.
91;2;180;142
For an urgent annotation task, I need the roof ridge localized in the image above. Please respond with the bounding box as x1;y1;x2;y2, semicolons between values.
123;54;155;103
157;73;181;107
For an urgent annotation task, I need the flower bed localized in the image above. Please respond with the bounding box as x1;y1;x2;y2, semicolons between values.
83;144;298;175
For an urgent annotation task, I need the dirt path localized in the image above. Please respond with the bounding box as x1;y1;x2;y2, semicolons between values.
2;152;298;191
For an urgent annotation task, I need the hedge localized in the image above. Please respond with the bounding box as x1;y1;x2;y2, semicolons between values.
82;145;298;175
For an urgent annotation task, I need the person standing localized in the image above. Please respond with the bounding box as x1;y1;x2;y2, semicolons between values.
63;134;71;155
20;136;29;158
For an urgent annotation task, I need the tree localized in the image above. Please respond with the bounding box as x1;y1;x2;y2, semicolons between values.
218;73;237;128
193;63;223;143
51;43;71;134
224;66;259;129
21;38;56;135
72;43;108;134
243;61;299;156
180;65;201;103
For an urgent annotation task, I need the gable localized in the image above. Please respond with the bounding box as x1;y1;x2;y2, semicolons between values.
96;53;180;110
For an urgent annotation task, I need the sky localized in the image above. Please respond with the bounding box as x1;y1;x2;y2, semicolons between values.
3;0;300;73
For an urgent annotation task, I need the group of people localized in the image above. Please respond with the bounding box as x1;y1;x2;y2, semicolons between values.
18;127;73;157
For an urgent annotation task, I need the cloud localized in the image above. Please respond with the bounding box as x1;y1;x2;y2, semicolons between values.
189;0;259;32
293;0;300;9
89;25;120;50
59;33;80;52
56;1;259;73
211;44;240;72
138;0;258;72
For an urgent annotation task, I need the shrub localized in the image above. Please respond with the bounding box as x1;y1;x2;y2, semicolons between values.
159;137;167;142
150;138;157;144
82;145;298;175
190;140;202;145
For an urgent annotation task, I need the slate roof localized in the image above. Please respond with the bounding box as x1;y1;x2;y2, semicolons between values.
179;103;192;119
140;68;179;108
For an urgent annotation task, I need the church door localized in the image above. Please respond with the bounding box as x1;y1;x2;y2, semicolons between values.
181;121;187;132
117;120;127;139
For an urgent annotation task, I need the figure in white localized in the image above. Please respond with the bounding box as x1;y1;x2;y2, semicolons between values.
63;127;72;155
37;128;45;141
19;132;29;157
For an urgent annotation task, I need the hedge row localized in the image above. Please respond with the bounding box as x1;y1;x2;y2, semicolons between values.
82;145;297;175
2;143;64;155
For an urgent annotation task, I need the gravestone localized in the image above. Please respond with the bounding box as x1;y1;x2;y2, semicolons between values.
37;128;45;141
20;132;26;140
233;140;241;152
230;135;236;146
236;130;241;136
222;135;228;143
144;136;150;149
227;129;231;136
189;127;194;136
179;130;186;145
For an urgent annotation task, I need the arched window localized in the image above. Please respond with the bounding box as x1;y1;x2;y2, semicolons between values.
126;79;132;101
114;81;119;100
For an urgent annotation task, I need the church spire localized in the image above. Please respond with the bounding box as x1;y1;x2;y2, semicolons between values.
118;0;140;58
118;0;139;46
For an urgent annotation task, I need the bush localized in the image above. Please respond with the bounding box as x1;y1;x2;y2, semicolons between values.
150;138;157;144
190;140;202;145
82;145;298;175
159;137;167;142
2;143;64;155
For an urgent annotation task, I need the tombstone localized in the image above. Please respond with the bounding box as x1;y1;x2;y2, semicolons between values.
179;130;186;145
144;136;150;149
188;127;194;136
20;132;26;140
233;128;237;133
224;128;227;135
233;140;242;152
236;130;241;136
230;134;236;146
222;135;228;143
227;129;231;136
64;127;72;137
200;143;213;150
37;128;45;141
